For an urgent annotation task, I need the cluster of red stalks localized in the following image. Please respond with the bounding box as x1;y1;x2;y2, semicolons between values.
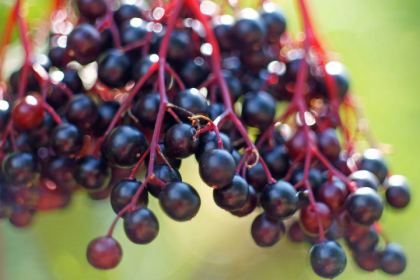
0;0;389;243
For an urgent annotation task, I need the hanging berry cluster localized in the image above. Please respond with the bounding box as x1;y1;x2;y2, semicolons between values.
0;0;410;278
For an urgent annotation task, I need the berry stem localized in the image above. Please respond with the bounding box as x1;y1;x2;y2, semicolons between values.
164;63;186;91
128;147;150;180
16;0;32;99
43;103;63;125
105;0;121;48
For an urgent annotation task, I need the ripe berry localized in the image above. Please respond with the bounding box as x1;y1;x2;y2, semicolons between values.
260;180;297;220
94;101;120;136
159;182;200;222
51;123;84;157
241;91;276;129
296;190;310;209
318;128;341;161
103;125;147;168
325;61;350;99
286;129;318;159
110;179;148;215
345;187;383;226
119;18;148;48
251;213;285;247
288;221;307;243
12;94;45;130
146;164;182;198
246;162;267;192
315;179;349;215
309;240;347;278
62;67;84;93
145;143;181;170
132;92;160;129
77;0;107;21
261;145;289;179
380;243;406;275
9;204;34;228
353;250;381;272
113;4;143;26
230;185;257;217
48;46;65;69
199;149;236;189
360;148;388;183
65;94;99;130
385;175;410;209
215;70;243;102
260;3;286;44
213;174;249;211
195;131;232;162
167;30;193;65
299;202;333;236
131;55;171;90
86;237;122;270
291;168;325;191
232;8;266;49
180;58;209;88
43;157;78;191
345;227;378;253
0;100;10;131
2;151;39;185
66;24;102;65
164;123;198;159
172;88;209;120
74;156;110;190
124;207;159;244
348;170;380;190
212;15;235;52
97;49;131;88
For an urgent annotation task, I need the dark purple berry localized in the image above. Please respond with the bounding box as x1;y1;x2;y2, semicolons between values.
51;123;84;157
164;123;198;159
146;164;182;198
260;180;297;220
124;207;159;244
213;174;249;211
385;175;410;209
74;156;110;190
110;179;148;215
345;187;383;226
199;149;236;189
251;213;285;247
66;24;101;65
310;240;347;278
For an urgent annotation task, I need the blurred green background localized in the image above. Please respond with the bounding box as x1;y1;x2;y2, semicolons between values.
1;0;419;279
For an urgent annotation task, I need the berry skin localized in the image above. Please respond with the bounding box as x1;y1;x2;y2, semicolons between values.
260;180;297;220
113;4;143;26
232;8;267;49
62;67;84;93
172;88;209;120
353;250;381;272
241;91;276;129
359;148;388;183
0;100;10;131
87;237;122;270
195;131;232;162
66;24;102;65
97;49;131;88
103;125;147;168
231;184;257;217
288;221;307;243
251;213;286;247
9;204;34;228
325;61;350;99
260;3;286;44
146;164;182;198
43;157;78;191
48;46;65;69
309;240;347;278
345;187;383;226
74;156;110;190
2;152;39;185
385;175;410;209
145;143;181;170
132;92;160;129
261;145;289;180
77;0;107;21
318;128;341;161
124;207;159;244
164;123;198;159
380;243;406;275
180;58;209;88
291;168;325;191
213;174;249;211
51;123;84;157
246;162;267;192
286;129;318;159
119;18;148;48
315;179;349;215
348;170;380;190
94;101;120;136
110;179;148;215
12;94;45;130
345;227;378;253
299;202;333;236
65;94;99;130
212;15;235;52
167;30;193;66
199;149;236;189
159;182;201;222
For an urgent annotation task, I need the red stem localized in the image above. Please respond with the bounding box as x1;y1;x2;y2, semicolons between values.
43;103;63;125
128;148;150;180
165;63;186;91
16;3;32;99
105;0;121;48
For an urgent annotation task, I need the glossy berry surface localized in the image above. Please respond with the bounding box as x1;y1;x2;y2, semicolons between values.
164;123;198;159
103;125;147;168
132;92;160;129
260;180;297;220
251;213;286;247
380;243;406;275
213;174;249;211
241;91;276;129
232;8;266;48
65;94;99;130
97;49;131;88
345;187;383;226
51;123;84;157
86;237;122;270
310;240;347;278
345;227;378;253
12;95;45;130
2;151;38;185
230;185;257;217
124;207;159;244
113;4;143;26
77;0;107;21
146;164;182;198
261;145;289;179
315;179;349;215
199;149;236;189
110;179;148;215
385;175;410;209
360;148;388;183
260;3;286;43
74;156;110;190
66;24;102;65
246;162;268;192
299;202;333;236
195;131;232;162
348;170;380;190
172;88;209;120
43;157;78;191
159;182;200;222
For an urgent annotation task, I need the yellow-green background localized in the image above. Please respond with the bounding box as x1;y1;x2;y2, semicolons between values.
0;0;419;279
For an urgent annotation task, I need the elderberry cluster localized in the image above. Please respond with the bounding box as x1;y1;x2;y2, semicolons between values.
0;0;410;278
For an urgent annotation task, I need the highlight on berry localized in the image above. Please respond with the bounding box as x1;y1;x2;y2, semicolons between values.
0;0;410;278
